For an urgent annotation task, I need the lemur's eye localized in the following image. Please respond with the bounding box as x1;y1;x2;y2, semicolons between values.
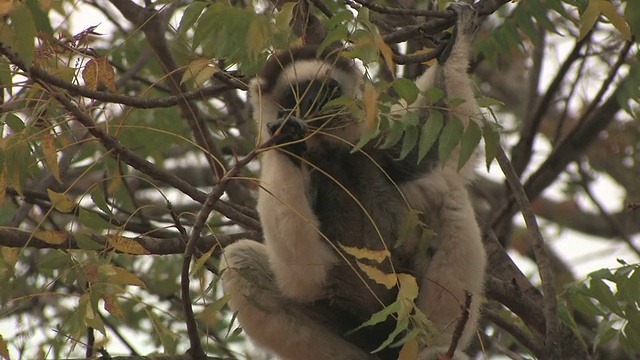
280;79;342;118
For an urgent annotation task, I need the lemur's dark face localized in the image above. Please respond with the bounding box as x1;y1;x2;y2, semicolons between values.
277;78;343;124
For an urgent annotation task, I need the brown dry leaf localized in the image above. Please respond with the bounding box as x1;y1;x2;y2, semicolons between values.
106;234;150;255
0;332;10;360
103;295;125;319
83;264;99;283
82;57;116;92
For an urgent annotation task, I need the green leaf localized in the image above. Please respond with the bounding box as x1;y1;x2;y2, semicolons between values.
39;250;72;270
458;121;482;171
381;119;404;149
4;113;25;133
246;16;269;62
625;0;640;38
76;234;104;251
482;122;500;171
514;4;540;44
90;188;113;216
373;318;410;353
599;0;632;41
77;208;116;230
393;78;419;105
618;268;640;305
353;125;380;152
178;2;207;35
0;53;12;94
476;95;505;108
528;0;560;34
590;278;623;316
579;0;600;41
399;126;418;160
396;210;420;249
418;111;443;163
594;318;619;350
275;2;296;32
438;116;464;164
25;0;52;35
349;300;400;333
569;290;604;316
9;3;36;66
424;87;444;104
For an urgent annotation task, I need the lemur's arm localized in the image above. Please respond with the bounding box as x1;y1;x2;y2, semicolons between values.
258;116;339;302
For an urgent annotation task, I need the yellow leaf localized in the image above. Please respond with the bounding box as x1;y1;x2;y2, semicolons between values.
1;247;18;266
397;273;419;302
47;189;76;213
357;261;397;289
340;243;390;263
34;230;68;245
0;332;10;360
82;57;116;92
398;339;419;360
182;57;218;87
106;234;150;255
110;265;146;288
397;273;419;320
374;35;395;76
107;173;121;194
41;134;61;183
363;82;378;129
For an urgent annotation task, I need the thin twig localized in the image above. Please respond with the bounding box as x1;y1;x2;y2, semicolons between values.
494;144;560;359
445;292;473;359
483;307;545;357
351;0;455;18
576;164;640;256
510;32;590;176
180;137;276;358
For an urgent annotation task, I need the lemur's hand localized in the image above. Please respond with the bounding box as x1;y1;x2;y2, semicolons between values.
267;116;309;157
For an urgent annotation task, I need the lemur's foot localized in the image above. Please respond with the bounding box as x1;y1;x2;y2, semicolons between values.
267;116;308;157
438;2;479;64
448;2;479;36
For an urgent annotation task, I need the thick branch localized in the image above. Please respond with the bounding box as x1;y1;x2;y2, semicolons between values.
0;228;258;254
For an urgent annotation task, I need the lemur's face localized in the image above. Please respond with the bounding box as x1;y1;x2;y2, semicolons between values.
276;77;344;131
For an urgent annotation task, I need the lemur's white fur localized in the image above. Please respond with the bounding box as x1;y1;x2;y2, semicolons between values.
220;6;486;359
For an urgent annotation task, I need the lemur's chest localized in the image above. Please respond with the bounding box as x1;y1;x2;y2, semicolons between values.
303;150;406;249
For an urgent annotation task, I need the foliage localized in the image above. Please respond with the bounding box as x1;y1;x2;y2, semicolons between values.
0;0;638;359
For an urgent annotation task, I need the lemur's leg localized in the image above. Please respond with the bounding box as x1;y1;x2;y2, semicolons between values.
410;4;486;360
220;240;375;360
258;116;338;301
